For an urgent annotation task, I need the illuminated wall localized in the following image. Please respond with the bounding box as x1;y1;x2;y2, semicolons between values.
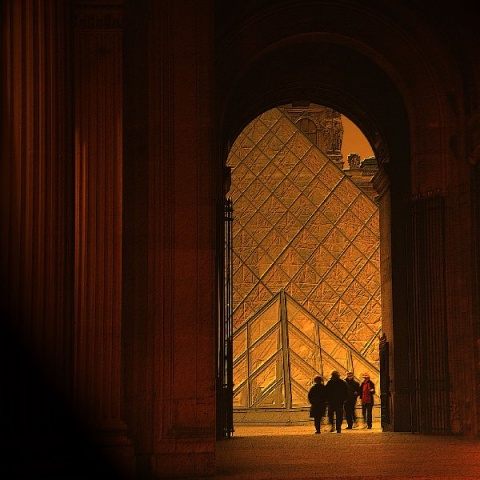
226;107;381;411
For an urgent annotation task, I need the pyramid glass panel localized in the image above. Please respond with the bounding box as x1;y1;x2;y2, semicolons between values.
250;357;282;405
254;378;285;408
233;383;249;408
249;303;279;345
233;356;248;394
233;326;247;362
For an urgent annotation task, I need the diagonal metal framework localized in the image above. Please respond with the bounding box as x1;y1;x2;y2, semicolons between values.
227;106;381;412
232;290;379;408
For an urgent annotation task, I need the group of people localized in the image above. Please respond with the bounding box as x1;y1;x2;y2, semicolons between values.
307;370;375;434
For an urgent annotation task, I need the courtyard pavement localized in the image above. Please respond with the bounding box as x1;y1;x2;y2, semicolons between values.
209;423;480;480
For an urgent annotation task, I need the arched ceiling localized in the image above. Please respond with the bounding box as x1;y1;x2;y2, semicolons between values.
214;0;473;193
218;40;409;172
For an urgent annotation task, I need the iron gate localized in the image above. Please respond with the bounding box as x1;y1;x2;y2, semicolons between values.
217;198;234;438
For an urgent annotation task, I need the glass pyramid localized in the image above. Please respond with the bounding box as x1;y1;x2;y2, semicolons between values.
227;107;381;411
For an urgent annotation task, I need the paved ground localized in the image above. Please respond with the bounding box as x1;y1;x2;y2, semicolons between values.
210;423;480;480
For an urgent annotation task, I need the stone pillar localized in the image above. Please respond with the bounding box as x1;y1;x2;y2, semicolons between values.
372;166;394;430
73;1;134;473
381;155;412;433
468;109;480;436
1;0;138;473
150;1;217;476
444;180;477;436
123;1;217;477
0;0;76;472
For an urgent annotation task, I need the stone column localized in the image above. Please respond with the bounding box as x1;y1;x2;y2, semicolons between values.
372;166;395;430
123;1;217;477
73;1;134;473
444;180;477;436
0;0;73;438
149;0;217;475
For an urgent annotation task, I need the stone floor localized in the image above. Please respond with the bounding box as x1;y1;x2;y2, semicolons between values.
207;423;480;480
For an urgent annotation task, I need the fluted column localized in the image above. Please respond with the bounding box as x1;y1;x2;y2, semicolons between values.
0;0;73;440
73;1;133;470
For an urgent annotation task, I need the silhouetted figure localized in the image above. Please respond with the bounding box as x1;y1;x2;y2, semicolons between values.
360;373;376;429
325;371;348;433
308;376;327;434
344;371;361;429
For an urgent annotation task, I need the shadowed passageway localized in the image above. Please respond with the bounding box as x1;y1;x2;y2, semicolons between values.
210;426;480;480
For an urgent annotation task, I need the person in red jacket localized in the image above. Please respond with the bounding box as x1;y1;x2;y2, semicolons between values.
360;373;376;429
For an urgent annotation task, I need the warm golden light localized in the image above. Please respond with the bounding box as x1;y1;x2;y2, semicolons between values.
227;105;381;422
341;115;374;164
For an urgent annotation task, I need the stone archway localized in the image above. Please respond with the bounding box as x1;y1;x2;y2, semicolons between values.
215;1;468;435
217;57;408;435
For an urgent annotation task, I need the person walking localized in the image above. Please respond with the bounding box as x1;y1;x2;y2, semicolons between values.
308;376;327;434
325;370;348;433
360;373;376;429
344;371;361;429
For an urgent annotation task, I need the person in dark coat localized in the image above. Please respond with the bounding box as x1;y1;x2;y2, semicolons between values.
360;373;376;429
325;370;348;433
308;376;326;434
344;371;361;429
